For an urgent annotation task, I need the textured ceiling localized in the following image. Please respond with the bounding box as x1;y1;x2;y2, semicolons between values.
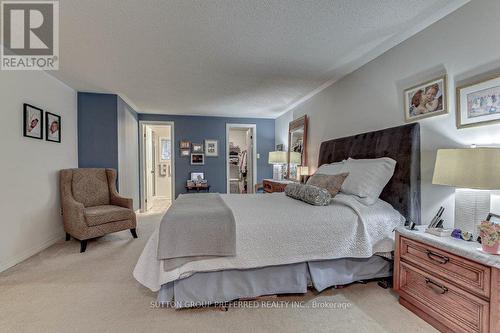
53;0;468;118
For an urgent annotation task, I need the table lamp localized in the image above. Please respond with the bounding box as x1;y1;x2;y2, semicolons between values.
268;151;287;180
432;148;500;236
289;152;302;180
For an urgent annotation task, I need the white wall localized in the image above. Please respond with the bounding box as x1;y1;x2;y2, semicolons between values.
276;0;500;227
117;98;140;211
0;71;77;272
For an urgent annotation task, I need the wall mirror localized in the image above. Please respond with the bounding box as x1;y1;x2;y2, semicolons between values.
287;115;307;180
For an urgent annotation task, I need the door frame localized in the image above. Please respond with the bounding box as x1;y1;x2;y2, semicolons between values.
139;120;175;212
226;123;257;194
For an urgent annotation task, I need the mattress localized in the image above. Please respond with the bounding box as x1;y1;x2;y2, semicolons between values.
134;193;404;291
157;256;392;308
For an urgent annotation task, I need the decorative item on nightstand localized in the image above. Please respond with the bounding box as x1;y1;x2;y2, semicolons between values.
478;220;500;254
432;147;500;238
268;151;287;180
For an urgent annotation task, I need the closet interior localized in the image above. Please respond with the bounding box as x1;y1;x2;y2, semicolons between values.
228;127;253;194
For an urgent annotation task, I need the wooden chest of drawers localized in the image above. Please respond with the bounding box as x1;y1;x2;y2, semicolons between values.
394;232;499;333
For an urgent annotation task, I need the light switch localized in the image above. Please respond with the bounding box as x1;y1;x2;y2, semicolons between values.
257;153;260;159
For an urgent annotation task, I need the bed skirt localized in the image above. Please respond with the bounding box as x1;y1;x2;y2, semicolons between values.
157;256;392;308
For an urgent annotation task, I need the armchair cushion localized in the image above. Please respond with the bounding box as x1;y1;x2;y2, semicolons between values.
72;169;110;207
84;205;134;227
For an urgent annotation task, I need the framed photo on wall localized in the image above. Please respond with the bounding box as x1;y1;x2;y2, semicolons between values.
192;143;203;153
45;112;61;143
456;74;500;128
404;75;448;122
180;148;190;157
191;153;204;165
23;103;43;140
180;140;190;149
204;139;218;157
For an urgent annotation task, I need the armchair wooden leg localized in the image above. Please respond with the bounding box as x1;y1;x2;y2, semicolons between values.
130;228;138;239
65;233;71;241
80;240;88;253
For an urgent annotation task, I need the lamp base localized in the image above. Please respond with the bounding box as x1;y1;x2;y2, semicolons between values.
272;164;283;181
454;189;490;236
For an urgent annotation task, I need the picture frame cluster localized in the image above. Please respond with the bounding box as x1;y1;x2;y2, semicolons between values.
404;71;500;128
23;103;61;142
179;139;218;165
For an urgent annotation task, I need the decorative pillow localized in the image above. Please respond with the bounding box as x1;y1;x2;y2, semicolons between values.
306;173;349;197
285;183;331;206
341;157;397;205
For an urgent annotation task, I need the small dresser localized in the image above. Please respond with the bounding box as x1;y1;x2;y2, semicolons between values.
262;179;295;193
394;227;500;333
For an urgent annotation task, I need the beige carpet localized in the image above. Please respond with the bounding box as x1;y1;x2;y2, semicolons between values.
0;208;436;333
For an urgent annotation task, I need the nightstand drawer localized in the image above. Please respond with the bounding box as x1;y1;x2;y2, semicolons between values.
399;262;490;333
400;237;491;298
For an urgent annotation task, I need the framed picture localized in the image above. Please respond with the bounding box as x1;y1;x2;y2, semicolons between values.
159;137;171;161
45;112;61;143
190;172;204;181
404;75;448;122
23;103;43;139
205;139;218;157
191;153;204;165
180;140;190;149
192;143;203;153
180;148;190;157
456;74;500;128
487;213;500;224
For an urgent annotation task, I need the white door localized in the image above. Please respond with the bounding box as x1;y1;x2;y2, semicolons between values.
145;126;154;211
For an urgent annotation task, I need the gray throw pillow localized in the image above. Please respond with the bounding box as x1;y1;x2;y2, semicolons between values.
306;172;349;197
285;183;331;206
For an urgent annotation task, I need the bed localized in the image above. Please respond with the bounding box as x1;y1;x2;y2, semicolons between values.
133;123;421;308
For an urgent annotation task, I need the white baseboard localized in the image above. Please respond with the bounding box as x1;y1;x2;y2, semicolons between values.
0;232;63;273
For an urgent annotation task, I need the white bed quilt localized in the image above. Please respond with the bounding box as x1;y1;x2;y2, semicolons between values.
133;193;404;291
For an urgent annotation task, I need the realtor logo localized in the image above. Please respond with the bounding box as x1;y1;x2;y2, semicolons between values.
1;0;59;70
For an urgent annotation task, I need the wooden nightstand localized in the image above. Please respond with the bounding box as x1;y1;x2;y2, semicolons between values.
262;179;295;193
394;227;500;333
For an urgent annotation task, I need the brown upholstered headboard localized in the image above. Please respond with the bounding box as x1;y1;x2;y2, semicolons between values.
318;123;421;224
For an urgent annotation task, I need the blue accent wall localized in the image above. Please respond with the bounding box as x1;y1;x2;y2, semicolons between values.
139;113;275;197
78;93;118;170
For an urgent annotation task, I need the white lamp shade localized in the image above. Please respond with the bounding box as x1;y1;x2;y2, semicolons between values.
432;148;500;190
268;151;287;165
289;152;302;165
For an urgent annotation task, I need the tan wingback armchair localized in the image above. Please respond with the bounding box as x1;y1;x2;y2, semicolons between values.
60;168;137;252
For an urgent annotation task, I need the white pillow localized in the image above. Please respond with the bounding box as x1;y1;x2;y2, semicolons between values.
315;160;347;175
341;157;397;205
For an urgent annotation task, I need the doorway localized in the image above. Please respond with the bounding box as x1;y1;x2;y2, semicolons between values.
139;121;174;212
226;124;257;194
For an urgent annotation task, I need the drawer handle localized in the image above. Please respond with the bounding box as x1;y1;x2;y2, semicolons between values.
426;250;449;264
425;278;448;294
